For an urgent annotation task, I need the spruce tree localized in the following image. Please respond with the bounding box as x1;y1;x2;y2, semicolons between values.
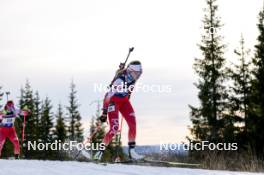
251;6;264;157
19;81;37;158
227;35;252;144
90;101;105;144
189;0;227;143
39;97;54;159
54;103;67;160
54;103;67;142
87;116;103;158
66;81;83;142
34;92;41;138
88;102;106;159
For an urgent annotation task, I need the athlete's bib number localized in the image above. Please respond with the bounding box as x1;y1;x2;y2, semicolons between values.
108;105;115;112
2;118;15;124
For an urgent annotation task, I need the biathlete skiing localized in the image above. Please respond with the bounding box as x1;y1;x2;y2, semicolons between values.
0;100;29;159
92;48;144;161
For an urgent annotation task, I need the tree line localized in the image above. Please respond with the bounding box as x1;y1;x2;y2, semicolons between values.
0;81;83;159
190;0;264;159
0;81;123;161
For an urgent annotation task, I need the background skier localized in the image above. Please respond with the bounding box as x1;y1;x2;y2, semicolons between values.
0;100;29;159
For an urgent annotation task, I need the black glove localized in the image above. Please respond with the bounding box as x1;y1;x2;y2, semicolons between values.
100;113;107;123
119;63;125;70
99;108;107;123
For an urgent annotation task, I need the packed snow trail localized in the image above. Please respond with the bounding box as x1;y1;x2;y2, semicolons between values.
0;160;261;175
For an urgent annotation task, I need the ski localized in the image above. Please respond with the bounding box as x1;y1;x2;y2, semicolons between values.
112;159;167;167
77;149;200;168
142;159;200;168
108;158;201;168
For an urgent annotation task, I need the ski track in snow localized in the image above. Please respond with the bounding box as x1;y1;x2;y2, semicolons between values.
0;160;262;175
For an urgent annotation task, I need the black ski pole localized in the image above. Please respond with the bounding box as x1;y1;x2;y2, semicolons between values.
124;47;134;66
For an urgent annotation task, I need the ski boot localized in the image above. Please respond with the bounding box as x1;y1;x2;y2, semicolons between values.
128;142;144;160
14;154;20;160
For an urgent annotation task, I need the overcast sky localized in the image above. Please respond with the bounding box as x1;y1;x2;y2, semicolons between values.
0;0;262;145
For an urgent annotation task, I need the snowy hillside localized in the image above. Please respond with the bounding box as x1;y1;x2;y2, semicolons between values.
0;160;261;175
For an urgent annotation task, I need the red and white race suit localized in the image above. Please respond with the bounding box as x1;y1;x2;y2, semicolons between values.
0;109;25;156
102;71;137;146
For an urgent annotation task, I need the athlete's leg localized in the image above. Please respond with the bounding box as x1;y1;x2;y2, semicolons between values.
0;128;8;157
119;98;144;160
8;127;20;155
119;98;136;143
102;100;120;146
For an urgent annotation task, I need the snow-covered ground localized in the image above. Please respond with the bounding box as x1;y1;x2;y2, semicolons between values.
0;160;262;175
